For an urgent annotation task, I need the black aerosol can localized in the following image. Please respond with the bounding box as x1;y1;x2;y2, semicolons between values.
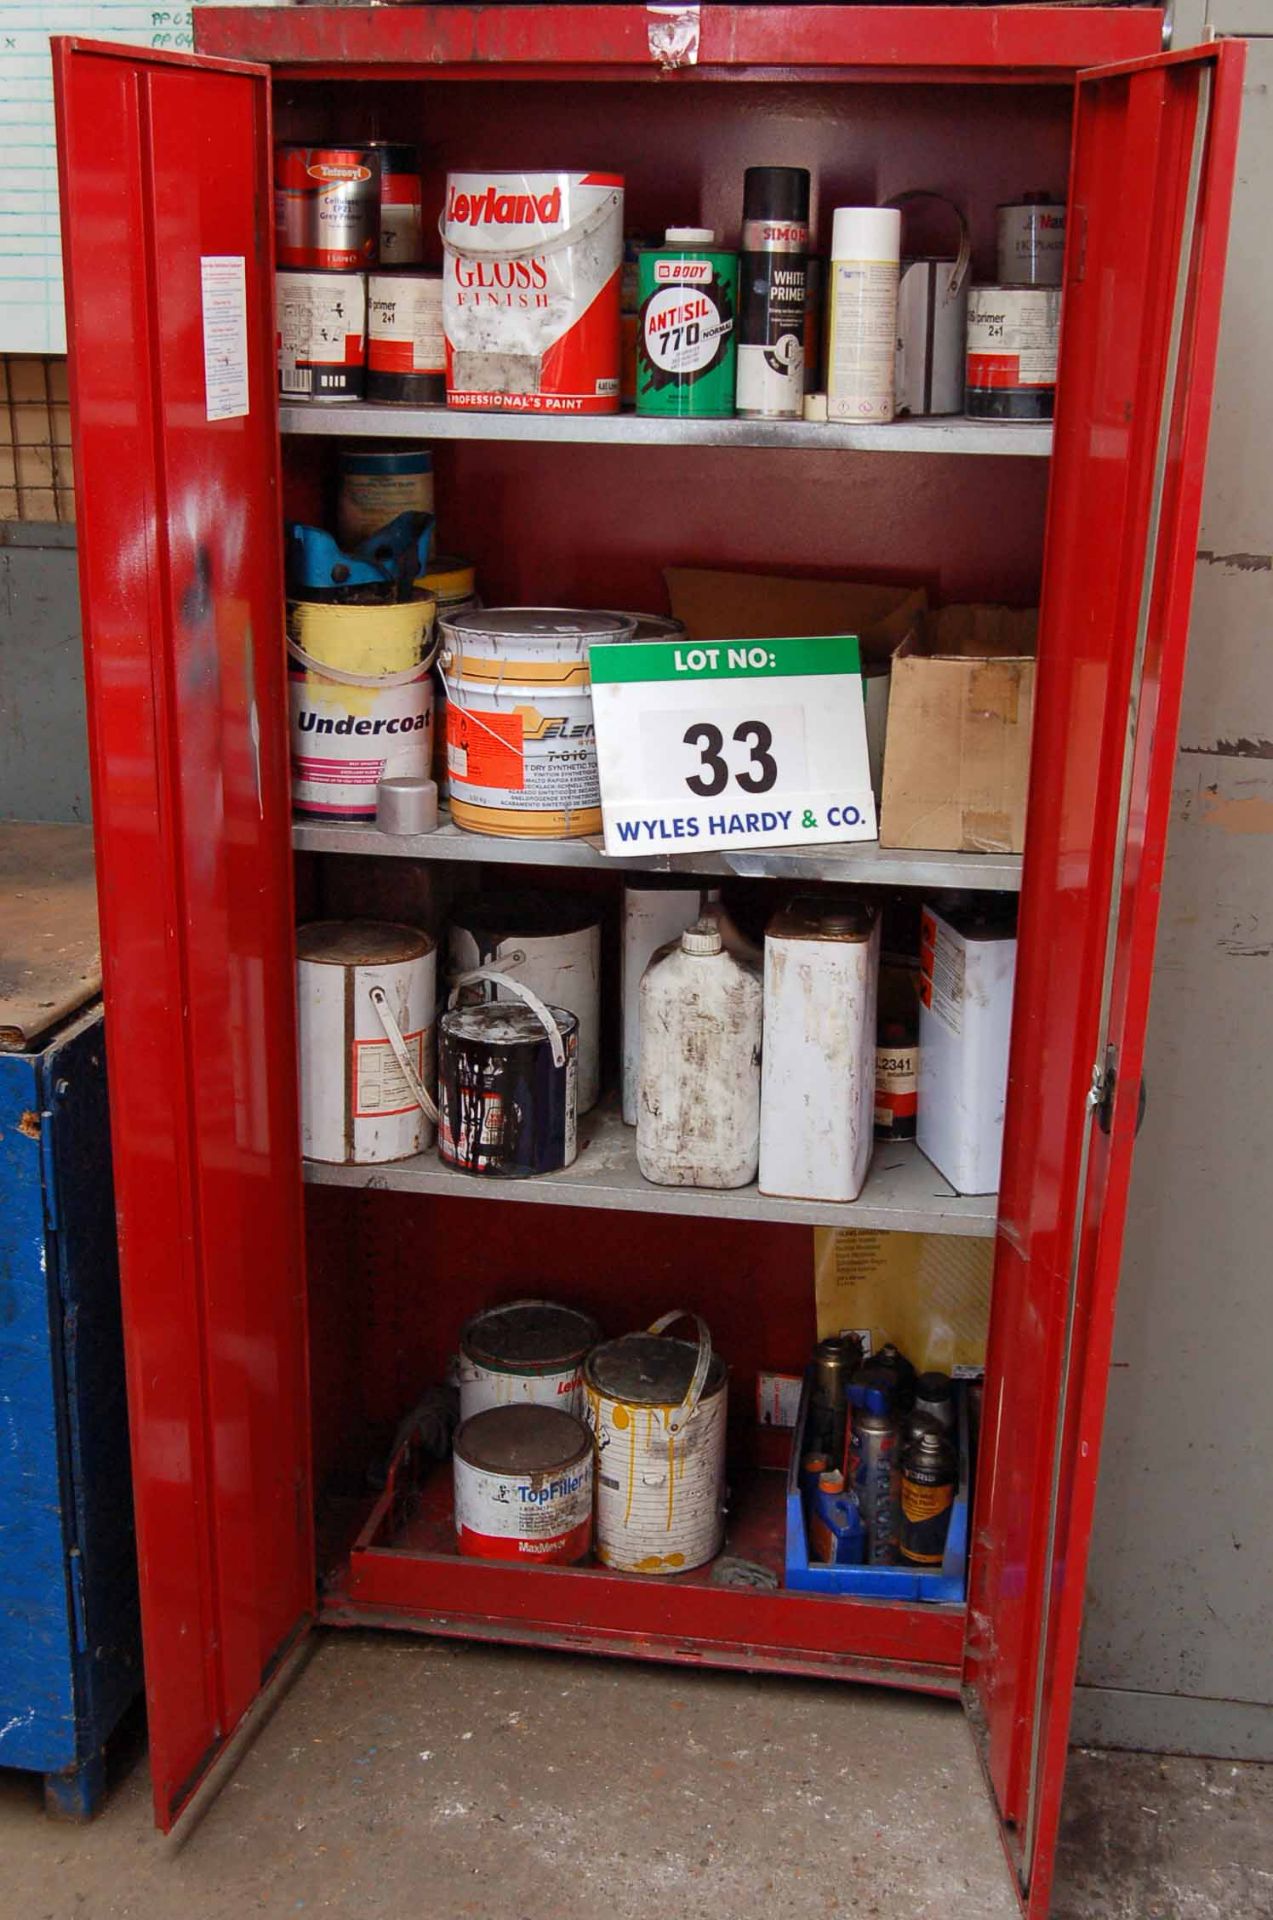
736;167;810;420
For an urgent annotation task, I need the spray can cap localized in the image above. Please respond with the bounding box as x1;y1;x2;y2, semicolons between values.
743;166;811;224
830;206;901;263
665;226;716;246
817;1471;846;1494
681;920;723;956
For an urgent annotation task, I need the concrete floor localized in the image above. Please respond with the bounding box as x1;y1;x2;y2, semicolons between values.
1;1634;1269;1919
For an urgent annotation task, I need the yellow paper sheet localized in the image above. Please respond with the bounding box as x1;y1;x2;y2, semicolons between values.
813;1229;992;1376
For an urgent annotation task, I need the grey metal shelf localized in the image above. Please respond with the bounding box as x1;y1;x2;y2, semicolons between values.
303;1102;997;1236
279;402;1052;457
292;816;1022;891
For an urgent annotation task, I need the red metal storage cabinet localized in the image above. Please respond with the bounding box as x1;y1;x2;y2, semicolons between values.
52;12;1241;1914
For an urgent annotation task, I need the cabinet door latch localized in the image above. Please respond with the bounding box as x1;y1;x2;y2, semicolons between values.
1089;1047;1147;1136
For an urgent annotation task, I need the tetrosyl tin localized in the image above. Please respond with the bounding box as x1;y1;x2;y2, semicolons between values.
453;1405;593;1564
458;1300;602;1421
636;229;739;419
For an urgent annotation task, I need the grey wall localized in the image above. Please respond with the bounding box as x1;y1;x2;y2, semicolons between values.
1071;23;1273;1760
0;527;89;824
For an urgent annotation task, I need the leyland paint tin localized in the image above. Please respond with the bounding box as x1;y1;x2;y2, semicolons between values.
453;1405;593;1564
367;273;445;404
996;194;1066;289
438;997;579;1177
736;168;810;421
288;594;436;819
965;284;1061;421
442;171;624;414
636;229;739;419
448;892;602;1113
275;145;377;272
297;919;436;1164
440;608;634;839
368;141;424;266
585;1313;727;1574
458;1300;602;1421
277;270;367;403
337;448;435;548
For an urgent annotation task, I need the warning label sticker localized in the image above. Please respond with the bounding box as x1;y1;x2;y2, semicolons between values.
353;1030;425;1118
448;707;525;790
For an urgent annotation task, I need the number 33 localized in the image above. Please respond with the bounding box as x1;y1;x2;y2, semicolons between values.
682;720;778;797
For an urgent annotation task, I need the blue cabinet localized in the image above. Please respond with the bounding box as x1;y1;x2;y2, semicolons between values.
0;980;140;1815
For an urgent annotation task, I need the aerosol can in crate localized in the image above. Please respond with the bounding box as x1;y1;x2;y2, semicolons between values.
637;919;762;1189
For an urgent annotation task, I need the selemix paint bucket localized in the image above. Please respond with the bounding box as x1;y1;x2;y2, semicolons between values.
296;919;437;1164
453;1405;594;1564
288;594;437;819
442;170;623;413
440;607;634;838
457;1300;602;1421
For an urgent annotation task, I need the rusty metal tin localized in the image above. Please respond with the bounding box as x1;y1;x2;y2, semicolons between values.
458;1299;602;1421
452;1404;593;1564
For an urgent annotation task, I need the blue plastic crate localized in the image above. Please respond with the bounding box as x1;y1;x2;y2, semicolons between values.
784;1371;970;1602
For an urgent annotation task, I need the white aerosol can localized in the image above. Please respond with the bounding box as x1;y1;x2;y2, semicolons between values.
637;919;762;1189
759;899;880;1201
827;206;901;424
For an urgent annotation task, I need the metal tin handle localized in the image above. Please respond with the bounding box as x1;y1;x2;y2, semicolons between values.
368;986;440;1125
647;1310;714;1432
447;967;566;1068
286;624;441;688
883;189;972;301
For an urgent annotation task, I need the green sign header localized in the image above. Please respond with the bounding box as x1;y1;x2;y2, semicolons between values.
588;632;861;685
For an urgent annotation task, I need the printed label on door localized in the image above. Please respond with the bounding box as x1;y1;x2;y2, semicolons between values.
352;1029;424;1118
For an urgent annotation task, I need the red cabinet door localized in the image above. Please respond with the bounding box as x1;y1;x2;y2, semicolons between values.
968;41;1244;1919
53;40;312;1830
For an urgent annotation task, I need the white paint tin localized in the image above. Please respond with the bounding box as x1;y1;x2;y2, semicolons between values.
759;899;880;1201
584;1314;727;1574
442;170;623;414
449;892;602;1112
440;607;634;839
621;882;708;1125
288;595;436;821
453;1405;593;1564
297;919;436;1164
367;272;445;404
996;197;1066;288
458;1299;602;1421
276;269;366;402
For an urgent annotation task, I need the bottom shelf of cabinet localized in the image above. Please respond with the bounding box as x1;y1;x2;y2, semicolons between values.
318;1450;965;1693
303;1100;997;1237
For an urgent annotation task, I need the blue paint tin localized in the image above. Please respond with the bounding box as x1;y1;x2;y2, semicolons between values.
438;997;578;1178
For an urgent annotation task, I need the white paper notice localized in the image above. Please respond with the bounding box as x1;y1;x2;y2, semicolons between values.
200;256;249;421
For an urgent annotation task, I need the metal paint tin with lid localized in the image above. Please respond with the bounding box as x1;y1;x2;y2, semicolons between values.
367;272;445;404
277;270;366;403
584;1312;728;1574
453;1405;593;1564
275;145;377;272
458;1300;602;1421
636;230;739;419
448;892;602;1114
368;140;424;266
337;448;435;548
440;607;635;839
438;986;579;1177
996;195;1066;289
965;284;1061;421
296;919;436;1165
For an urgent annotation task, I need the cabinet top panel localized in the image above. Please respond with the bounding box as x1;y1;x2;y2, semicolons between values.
194;7;1165;80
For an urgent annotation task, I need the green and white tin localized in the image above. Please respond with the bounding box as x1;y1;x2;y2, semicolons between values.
635;227;739;419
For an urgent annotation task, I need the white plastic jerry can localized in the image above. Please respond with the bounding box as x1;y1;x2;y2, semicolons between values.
636;920;763;1189
759;898;880;1201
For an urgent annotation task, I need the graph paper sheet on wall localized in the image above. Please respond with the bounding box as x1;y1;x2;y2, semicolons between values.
1;4;282;354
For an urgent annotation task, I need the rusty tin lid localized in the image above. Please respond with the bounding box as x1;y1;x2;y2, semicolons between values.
440;1002;578;1050
585;1333;727;1409
296;920;434;967
461;1300;601;1374
454;1404;592;1475
766;897;877;943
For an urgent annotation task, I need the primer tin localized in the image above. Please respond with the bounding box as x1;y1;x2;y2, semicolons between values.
277;269;366;403
367;272;445;404
736;167;810;420
437;1000;578;1177
453;1405;593;1564
965;284;1061;421
636;229;739;419
585;1316;728;1574
458;1300;602;1421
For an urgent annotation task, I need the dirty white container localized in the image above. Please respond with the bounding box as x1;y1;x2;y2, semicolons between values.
457;1300;602;1422
759;898;880;1201
917;902;1018;1194
453;1405;594;1564
636;919;762;1188
584;1312;727;1574
297;919;437;1164
448;892;602;1114
440;607;634;838
620;882;709;1125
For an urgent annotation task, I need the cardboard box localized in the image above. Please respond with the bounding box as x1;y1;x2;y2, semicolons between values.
813;1227;992;1375
879;605;1037;854
664;568;927;806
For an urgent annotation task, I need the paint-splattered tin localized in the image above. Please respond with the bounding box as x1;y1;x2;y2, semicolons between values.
437;999;578;1177
458;1299;602;1421
453;1405;593;1564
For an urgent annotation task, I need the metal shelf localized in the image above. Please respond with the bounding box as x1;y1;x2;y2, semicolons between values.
303;1103;997;1236
293;816;1022;891
279;403;1051;457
